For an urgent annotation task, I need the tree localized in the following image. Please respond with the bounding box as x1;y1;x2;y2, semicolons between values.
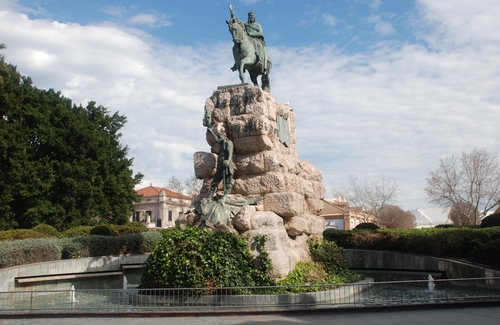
184;175;203;199
166;175;202;200
0;58;143;230
425;147;500;225
448;202;479;226
166;176;184;195
378;205;416;228
337;175;401;223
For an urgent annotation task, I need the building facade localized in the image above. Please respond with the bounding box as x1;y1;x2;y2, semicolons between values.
321;196;374;230
131;184;192;229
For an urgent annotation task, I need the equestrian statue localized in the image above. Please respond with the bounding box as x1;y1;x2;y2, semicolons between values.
227;3;272;92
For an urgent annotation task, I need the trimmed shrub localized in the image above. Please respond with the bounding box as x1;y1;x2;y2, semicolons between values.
0;238;61;268
481;213;500;228
0;229;48;241
323;229;352;246
59;232;163;259
89;225;120;236
59;237;90;259
138;231;163;252
60;226;93;238
31;224;60;237
354;222;379;230
116;223;148;235
435;224;455;228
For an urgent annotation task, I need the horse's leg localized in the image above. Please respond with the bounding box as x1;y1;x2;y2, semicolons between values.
249;71;259;87
232;44;240;71
262;72;270;92
239;57;253;84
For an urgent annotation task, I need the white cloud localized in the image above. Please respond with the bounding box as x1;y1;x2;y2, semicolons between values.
129;13;172;28
100;5;127;18
1;0;499;211
322;13;338;27
368;14;396;36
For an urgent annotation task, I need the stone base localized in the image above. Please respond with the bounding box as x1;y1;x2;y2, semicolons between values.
193;84;327;279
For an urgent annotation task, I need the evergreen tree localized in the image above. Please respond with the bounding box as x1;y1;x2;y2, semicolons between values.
0;58;143;230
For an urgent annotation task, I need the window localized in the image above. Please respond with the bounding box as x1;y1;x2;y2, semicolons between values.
133;211;140;222
155;218;162;228
168;210;172;222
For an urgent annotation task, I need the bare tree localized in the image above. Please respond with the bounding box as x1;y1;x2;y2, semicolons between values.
378;205;416;228
184;175;203;199
337;175;401;223
166;176;184;195
425;147;500;225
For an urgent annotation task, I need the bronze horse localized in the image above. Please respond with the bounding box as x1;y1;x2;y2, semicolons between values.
226;18;272;92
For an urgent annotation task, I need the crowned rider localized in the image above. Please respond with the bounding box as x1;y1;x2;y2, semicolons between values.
229;4;267;70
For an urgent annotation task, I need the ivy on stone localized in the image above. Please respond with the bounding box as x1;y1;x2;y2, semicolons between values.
139;226;275;289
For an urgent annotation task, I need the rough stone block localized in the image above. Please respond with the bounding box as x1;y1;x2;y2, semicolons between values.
249;172;300;194
232;174;264;196
193;151;216;179
311;180;326;199
285;216;308;236
234;135;274;154
300;179;314;198
250;211;283;230
232;205;256;232
263;192;306;219
227;114;276;138
234;152;265;175
306;198;324;216
298;160;323;181
306;214;325;236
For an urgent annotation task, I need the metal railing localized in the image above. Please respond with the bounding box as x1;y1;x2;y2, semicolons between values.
1;277;499;314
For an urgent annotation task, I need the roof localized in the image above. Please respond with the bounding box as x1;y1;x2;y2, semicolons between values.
322;200;347;215
136;185;192;200
410;208;452;228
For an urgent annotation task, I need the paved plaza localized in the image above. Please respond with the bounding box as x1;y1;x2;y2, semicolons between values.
2;305;500;325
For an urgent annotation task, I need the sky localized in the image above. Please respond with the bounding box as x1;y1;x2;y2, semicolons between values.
1;0;499;211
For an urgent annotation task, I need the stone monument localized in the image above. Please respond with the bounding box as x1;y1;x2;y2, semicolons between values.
180;5;325;279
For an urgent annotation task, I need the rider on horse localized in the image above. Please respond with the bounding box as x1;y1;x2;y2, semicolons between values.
229;4;268;72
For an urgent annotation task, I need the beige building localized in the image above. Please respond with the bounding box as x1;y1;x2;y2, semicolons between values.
131;184;192;229
322;196;374;230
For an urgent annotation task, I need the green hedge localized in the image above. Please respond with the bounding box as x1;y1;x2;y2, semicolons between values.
0;229;49;241
60;226;94;238
324;227;500;268
89;223;149;236
0;238;61;268
0;231;163;268
0;223;149;241
31;224;60;237
481;213;500;228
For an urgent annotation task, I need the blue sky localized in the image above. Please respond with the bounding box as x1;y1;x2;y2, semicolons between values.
10;0;419;49
1;0;500;211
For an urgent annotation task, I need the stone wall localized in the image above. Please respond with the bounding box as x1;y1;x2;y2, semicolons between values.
345;249;500;279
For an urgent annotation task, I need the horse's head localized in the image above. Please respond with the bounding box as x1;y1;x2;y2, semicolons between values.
227;18;244;43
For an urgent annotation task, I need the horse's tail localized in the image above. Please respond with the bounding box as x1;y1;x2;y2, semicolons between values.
265;59;272;74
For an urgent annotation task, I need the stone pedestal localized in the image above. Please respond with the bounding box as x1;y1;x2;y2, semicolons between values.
192;84;325;278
